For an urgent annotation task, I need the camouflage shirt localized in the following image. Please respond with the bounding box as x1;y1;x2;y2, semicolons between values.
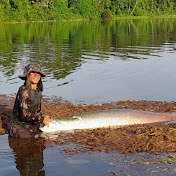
13;85;44;125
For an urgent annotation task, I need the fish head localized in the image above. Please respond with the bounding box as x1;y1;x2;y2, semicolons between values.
39;121;62;132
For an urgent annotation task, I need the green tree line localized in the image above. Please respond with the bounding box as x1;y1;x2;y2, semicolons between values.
0;0;176;22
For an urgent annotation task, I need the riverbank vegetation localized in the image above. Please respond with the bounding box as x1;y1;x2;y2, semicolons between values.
0;0;176;22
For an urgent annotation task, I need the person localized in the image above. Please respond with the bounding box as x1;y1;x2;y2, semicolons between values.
8;136;46;176
7;63;54;138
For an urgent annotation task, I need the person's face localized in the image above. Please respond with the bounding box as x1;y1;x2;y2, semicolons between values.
28;72;41;84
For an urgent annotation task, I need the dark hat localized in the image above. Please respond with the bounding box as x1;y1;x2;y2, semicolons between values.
19;63;46;80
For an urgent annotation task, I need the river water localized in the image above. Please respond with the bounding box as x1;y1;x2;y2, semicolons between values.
0;18;176;176
0;19;176;104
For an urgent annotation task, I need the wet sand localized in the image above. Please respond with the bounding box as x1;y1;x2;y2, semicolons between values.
0;94;176;155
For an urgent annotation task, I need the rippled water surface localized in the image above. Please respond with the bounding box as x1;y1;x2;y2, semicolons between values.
1;134;176;176
0;19;176;104
0;18;176;176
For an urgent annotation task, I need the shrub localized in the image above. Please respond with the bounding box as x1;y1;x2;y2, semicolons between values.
101;9;113;20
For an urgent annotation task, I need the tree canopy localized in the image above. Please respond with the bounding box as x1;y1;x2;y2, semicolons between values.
0;0;176;22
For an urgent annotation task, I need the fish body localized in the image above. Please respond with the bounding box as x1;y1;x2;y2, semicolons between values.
40;109;176;133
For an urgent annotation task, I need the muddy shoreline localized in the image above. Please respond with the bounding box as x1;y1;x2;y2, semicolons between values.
0;94;176;154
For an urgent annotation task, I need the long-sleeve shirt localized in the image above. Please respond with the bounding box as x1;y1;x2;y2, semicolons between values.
13;85;44;125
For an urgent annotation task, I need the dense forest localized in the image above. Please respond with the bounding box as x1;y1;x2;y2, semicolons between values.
0;0;176;22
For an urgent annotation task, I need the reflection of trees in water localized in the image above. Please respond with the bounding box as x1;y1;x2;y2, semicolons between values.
0;19;176;79
8;136;45;176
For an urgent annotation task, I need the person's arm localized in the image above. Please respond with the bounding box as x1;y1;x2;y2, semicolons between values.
19;88;54;126
19;89;44;123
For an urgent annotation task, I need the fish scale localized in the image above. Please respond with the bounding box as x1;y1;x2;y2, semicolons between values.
40;109;176;133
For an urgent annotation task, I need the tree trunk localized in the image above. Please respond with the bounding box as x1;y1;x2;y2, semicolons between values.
151;0;153;13
130;0;139;15
128;0;131;12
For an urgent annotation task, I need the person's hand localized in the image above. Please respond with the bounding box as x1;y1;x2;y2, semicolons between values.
43;115;55;127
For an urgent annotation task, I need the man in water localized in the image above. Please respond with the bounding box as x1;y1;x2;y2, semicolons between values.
7;63;54;138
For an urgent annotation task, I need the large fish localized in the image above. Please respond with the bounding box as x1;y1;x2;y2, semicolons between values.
40;109;176;133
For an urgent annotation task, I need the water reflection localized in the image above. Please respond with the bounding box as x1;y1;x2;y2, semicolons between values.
8;136;46;176
1;19;176;80
0;19;176;103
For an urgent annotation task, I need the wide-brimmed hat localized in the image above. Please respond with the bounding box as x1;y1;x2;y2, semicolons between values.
19;63;46;80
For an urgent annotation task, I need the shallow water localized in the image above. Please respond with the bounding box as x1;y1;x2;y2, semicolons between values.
0;134;176;176
0;18;176;175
